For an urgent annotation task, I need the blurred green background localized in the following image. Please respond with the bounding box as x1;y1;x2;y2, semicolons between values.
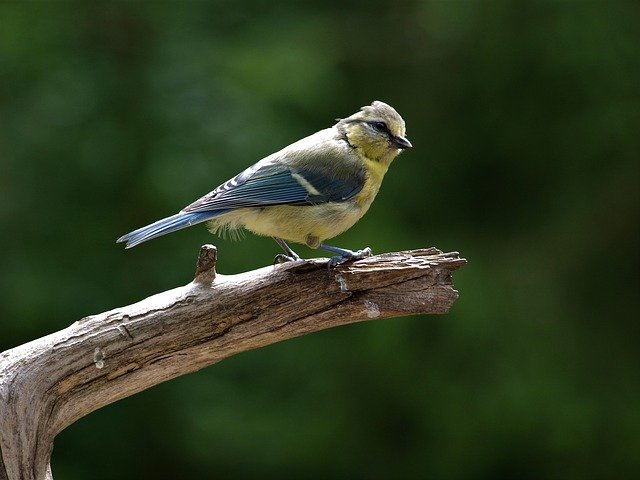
1;1;638;479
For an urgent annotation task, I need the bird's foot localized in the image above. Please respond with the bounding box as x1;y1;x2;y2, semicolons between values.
273;237;302;264
326;247;372;269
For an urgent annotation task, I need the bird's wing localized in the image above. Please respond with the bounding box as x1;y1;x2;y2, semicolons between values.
182;149;365;213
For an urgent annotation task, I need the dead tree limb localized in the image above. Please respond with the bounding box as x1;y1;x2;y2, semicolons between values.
0;246;466;480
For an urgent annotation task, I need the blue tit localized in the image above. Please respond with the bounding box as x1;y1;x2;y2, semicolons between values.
117;100;411;265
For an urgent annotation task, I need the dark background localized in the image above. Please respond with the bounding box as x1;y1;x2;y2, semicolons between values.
1;1;638;479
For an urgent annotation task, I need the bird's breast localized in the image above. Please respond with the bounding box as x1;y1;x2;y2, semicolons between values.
354;158;387;209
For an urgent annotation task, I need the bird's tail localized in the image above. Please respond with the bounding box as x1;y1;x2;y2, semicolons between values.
117;211;221;248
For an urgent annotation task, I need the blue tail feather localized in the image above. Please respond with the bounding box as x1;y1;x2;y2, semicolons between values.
117;211;222;248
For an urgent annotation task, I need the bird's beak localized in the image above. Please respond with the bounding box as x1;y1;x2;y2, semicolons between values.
393;135;412;149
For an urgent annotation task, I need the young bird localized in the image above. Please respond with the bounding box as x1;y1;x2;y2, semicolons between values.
117;100;411;265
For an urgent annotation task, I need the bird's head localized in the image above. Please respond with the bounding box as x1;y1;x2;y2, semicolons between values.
337;101;412;166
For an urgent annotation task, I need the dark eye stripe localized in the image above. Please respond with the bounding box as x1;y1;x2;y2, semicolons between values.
370;121;390;135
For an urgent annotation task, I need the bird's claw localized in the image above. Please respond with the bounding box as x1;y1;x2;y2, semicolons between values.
274;253;301;265
327;247;372;269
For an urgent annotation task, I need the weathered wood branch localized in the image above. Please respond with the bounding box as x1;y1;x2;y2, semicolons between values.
0;246;465;480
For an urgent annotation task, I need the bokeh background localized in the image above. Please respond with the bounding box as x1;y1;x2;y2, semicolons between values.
1;1;638;479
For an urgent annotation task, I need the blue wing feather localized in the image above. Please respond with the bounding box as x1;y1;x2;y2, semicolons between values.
182;154;364;213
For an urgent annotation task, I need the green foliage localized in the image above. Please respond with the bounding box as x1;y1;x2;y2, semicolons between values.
1;1;638;478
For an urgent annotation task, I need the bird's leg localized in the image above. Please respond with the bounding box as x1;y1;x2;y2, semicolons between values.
320;243;372;268
273;237;302;264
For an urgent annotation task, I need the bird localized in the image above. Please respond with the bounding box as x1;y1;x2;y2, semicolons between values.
117;100;411;266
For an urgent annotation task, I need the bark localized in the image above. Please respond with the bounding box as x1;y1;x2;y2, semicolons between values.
0;246;466;479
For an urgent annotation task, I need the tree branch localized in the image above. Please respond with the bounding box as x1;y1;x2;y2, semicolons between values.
0;246;466;480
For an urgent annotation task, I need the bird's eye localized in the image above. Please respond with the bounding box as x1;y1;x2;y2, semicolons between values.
371;121;388;134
